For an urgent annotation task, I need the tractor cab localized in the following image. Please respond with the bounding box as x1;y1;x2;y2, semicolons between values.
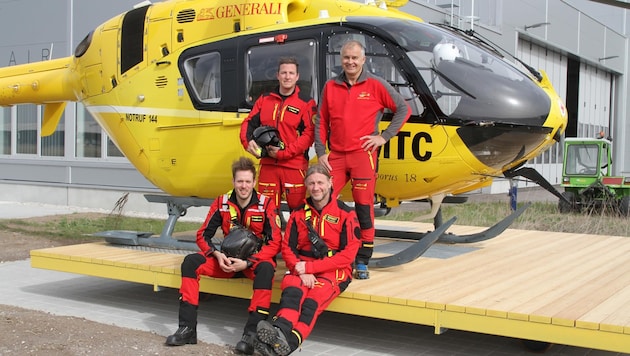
562;137;612;179
560;137;630;215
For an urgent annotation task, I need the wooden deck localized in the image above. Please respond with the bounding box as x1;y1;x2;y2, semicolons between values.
30;220;630;353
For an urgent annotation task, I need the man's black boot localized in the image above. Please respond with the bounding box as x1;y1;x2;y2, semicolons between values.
235;332;255;354
166;300;198;346
165;326;197;346
254;335;278;356
257;320;291;356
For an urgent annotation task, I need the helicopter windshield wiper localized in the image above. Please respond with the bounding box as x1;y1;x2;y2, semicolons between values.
465;28;543;82
432;23;503;58
432;67;476;100
433;23;543;82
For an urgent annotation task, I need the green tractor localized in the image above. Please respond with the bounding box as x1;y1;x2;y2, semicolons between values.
559;137;630;216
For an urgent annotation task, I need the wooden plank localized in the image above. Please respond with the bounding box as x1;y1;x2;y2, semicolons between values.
585;284;630;331
450;234;629;315
30;226;630;339
375;230;567;301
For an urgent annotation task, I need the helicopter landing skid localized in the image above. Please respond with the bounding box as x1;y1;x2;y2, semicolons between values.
369;217;456;268
95;194;212;251
374;203;530;246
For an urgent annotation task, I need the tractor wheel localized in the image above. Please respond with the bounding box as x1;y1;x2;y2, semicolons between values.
620;196;630;217
558;191;576;214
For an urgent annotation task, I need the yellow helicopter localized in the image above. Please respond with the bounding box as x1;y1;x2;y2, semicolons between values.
0;0;567;262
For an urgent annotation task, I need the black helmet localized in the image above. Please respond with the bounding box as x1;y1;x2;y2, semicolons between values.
253;126;284;157
220;226;259;260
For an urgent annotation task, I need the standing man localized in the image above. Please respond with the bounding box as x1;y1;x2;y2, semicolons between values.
240;56;316;212
254;164;361;356
315;40;410;279
165;157;283;356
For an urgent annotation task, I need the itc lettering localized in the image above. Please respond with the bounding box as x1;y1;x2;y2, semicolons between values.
381;131;432;162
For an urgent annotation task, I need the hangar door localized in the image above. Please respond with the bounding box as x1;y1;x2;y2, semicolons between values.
516;39;567;186
576;63;613;138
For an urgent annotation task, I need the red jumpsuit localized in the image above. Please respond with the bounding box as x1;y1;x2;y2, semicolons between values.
270;197;361;352
315;70;410;264
240;86;316;210
177;190;282;334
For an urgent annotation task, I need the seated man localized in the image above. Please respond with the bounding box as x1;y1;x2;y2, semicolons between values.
254;163;361;356
165;156;283;355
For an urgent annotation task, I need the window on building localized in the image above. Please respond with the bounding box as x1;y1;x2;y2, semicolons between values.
107;137;124;157
16;104;37;155
0;106;10;155
41;113;64;157
76;104;101;158
75;103;124;158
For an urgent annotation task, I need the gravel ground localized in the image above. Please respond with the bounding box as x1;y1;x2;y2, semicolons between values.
0;216;236;356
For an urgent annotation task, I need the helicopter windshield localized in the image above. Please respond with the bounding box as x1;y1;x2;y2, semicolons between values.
375;19;551;126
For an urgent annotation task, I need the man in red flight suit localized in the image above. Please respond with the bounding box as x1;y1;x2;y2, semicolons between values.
165;157;283;356
240;56;316;211
254;163;361;356
315;40;410;279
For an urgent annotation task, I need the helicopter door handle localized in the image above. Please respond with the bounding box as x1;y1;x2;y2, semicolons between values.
156;60;171;66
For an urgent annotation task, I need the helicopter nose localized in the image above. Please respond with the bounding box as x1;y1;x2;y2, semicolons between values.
456;124;552;170
436;59;555;170
438;59;551;128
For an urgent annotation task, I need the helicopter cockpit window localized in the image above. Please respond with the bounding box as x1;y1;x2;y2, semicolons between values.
245;40;317;106
377;20;550;124
183;52;221;103
325;33;424;116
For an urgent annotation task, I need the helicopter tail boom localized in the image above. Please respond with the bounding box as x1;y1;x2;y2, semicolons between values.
0;57;78;107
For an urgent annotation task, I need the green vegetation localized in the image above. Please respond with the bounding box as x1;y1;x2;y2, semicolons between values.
1;201;628;243
0;214;201;242
383;201;630;237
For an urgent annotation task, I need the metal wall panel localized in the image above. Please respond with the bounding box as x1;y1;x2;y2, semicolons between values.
547;0;580;53
579;15;607;61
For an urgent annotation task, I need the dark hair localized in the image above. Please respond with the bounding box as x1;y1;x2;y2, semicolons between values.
278;56;299;72
305;163;331;180
232;156;256;179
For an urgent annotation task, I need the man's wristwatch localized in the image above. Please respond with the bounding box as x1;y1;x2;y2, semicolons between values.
246;260;254;269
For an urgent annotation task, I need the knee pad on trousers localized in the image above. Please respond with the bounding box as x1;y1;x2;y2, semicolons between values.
278;286;303;312
297;298;318;327
253;261;275;290
181;253;206;278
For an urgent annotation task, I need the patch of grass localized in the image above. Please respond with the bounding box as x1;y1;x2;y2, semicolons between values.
0;213;201;241
383;202;630;237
